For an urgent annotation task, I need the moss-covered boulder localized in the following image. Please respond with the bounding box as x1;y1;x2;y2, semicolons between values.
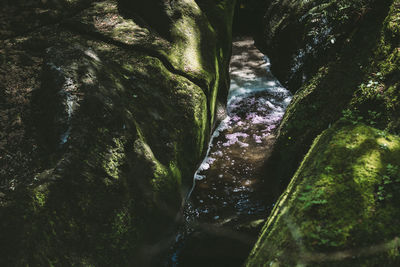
247;122;400;266
0;0;236;265
261;0;400;190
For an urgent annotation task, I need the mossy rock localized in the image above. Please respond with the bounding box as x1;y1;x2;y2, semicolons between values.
0;33;195;266
63;0;236;127
0;0;236;265
249;1;400;265
257;0;387;91
350;0;400;133
263;0;398;191
247;122;400;267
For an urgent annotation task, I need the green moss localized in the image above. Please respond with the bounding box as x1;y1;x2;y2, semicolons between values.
34;188;48;208
170;13;204;75
169;161;182;187
0;0;237;265
247;122;400;267
265;0;398;194
248;2;400;266
209;55;220;127
193;87;208;158
102;138;126;180
348;0;400;133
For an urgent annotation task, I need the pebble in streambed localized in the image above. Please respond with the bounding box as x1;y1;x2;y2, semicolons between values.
165;36;292;267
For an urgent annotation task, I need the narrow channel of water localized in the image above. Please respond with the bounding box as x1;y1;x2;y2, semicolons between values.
165;36;292;267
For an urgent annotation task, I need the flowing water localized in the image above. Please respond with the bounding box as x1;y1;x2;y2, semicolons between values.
164;36;292;267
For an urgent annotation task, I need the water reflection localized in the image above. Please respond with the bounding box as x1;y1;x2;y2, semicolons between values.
191;37;291;224
166;36;291;267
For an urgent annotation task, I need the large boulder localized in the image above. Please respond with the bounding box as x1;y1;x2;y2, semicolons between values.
260;0;400;191
0;0;236;265
247;122;400;266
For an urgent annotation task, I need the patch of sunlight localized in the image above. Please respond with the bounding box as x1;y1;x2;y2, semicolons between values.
182;0;202;15
354;150;382;182
377;136;399;151
93;1;116;13
84;49;101;62
175;18;202;72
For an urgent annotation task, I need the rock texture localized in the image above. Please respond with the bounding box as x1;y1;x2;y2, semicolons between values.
261;0;400;191
248;0;400;265
247;122;400;266
0;0;236;265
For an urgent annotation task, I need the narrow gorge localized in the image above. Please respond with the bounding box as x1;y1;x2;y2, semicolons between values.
1;0;400;266
165;36;291;267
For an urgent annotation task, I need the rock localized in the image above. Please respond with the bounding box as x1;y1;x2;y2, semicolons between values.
247;1;400;266
260;0;400;192
0;0;96;39
247;122;400;266
0;0;236;265
257;0;389;92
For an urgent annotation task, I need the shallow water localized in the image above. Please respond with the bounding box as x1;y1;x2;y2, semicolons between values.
165;37;291;267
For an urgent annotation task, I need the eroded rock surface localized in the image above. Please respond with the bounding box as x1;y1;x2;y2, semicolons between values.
0;0;236;265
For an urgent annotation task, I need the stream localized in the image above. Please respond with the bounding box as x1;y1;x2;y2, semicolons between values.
164;36;292;267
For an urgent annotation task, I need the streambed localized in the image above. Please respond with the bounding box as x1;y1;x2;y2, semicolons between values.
165;36;291;267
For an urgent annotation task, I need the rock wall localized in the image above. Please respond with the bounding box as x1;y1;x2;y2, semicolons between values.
0;0;236;265
248;0;400;265
260;0;400;191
